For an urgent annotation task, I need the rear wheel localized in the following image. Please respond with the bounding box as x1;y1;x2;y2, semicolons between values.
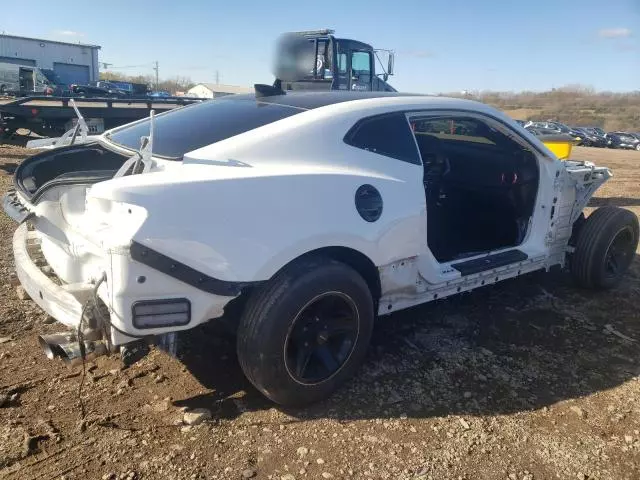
237;258;374;406
571;206;639;289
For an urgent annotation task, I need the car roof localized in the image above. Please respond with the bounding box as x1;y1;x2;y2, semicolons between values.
229;91;427;110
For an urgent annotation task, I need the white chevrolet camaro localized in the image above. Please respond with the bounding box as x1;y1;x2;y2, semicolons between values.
4;90;638;406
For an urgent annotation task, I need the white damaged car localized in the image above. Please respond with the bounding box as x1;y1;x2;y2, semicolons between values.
4;89;638;406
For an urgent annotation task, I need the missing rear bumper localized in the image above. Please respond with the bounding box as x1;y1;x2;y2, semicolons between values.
13;223;87;328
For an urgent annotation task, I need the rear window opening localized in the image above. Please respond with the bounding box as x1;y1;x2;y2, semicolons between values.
105;97;305;159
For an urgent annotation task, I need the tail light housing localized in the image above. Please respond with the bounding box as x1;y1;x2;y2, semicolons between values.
132;299;191;329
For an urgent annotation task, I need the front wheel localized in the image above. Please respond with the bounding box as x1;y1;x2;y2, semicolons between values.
237;258;374;406
571;206;639;289
635;144;640;151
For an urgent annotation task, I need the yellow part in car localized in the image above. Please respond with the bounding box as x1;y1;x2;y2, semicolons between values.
538;134;580;160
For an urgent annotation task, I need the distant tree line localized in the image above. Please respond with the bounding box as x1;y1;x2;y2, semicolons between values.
442;84;640;132
99;71;196;94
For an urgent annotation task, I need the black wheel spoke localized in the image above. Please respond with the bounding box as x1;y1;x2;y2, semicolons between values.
294;343;314;378
604;227;634;278
315;345;339;372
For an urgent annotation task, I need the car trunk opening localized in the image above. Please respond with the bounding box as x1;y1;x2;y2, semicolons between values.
14;142;130;201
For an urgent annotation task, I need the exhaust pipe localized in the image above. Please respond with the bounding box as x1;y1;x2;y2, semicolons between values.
38;331;107;363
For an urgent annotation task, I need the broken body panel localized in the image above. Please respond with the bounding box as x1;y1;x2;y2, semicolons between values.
3;94;611;353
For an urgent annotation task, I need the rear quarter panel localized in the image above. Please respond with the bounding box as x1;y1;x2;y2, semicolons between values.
89;157;427;283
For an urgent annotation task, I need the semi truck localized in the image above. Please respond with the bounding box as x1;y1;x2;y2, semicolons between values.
272;29;396;92
0;29;397;140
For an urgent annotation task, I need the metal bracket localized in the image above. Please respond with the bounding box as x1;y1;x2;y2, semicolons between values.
26;99;91;149
114;109;156;177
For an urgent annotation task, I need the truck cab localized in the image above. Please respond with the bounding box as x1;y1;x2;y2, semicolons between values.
276;29;396;92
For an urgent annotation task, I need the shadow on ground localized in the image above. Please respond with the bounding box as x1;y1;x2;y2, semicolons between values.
0;135;32;148
0;162;18;174
175;257;640;423
590;196;640;207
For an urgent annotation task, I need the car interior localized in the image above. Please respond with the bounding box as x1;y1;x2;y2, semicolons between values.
411;116;539;263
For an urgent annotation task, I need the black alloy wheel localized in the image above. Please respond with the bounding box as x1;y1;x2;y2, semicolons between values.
285;292;359;384
604;226;635;280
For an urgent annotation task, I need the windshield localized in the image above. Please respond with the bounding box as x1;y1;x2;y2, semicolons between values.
105;96;304;159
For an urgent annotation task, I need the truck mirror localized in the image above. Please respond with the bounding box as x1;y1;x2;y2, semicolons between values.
388;53;395;76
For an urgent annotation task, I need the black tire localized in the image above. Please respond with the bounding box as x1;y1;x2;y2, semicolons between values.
237;257;374;407
571;206;639;289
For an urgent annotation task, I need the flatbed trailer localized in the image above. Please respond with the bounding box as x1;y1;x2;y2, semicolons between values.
0;95;203;138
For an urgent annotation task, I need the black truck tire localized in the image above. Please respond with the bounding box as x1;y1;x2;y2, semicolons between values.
571;206;639;289
237;257;374;407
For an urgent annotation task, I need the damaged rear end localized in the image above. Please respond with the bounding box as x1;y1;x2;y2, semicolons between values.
3;104;197;365
4;139;153;363
3;95;311;366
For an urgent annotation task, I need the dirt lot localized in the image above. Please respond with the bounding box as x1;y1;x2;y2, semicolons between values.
0;143;639;480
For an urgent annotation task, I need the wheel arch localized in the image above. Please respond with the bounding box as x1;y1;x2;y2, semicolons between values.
286;246;382;301
220;245;381;334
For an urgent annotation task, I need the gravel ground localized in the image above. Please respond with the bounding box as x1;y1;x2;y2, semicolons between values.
0;142;639;480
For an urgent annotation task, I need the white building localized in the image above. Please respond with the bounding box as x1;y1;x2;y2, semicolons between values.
0;34;101;85
187;83;252;99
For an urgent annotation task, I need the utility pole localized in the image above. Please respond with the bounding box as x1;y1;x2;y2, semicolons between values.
215;70;220;85
153;61;159;89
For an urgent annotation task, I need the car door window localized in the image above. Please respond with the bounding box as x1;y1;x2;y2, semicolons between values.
410;114;537;188
345;112;421;165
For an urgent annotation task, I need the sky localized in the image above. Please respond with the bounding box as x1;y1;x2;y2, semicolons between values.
0;0;638;93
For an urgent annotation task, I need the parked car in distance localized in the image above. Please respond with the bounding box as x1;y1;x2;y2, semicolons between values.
606;131;640;150
525;125;559;137
70;82;129;98
148;90;171;98
571;127;607;148
526;121;586;144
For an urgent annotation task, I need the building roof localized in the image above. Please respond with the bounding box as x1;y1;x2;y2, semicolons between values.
191;83;253;94
0;33;101;49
